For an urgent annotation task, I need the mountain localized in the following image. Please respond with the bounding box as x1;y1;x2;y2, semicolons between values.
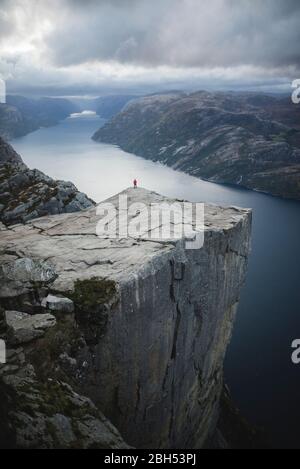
0;94;138;140
93;91;300;200
94;95;137;119
0;187;253;448
0;95;79;140
0;103;31;140
70;94;138;118
0;137;94;225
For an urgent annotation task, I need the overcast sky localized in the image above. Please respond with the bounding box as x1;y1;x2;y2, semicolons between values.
0;0;299;96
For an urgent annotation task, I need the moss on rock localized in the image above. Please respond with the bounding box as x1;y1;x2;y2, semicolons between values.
71;277;117;312
28;318;81;381
70;277;118;345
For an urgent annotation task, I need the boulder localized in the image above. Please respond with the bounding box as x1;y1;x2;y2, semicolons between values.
5;310;56;344
2;258;56;284
0;257;57;298
41;294;74;313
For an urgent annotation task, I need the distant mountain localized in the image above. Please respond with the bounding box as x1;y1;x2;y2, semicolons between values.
0;92;138;153
70;95;138;119
93;95;137;118
0;103;30;140
0;137;94;225
0;96;79;140
93;91;300;200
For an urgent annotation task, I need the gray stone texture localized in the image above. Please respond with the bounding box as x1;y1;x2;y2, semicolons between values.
0;187;251;448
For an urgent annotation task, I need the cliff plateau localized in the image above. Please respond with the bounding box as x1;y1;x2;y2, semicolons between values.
0;187;251;448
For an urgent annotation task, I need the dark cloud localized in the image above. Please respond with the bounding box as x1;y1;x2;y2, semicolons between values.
0;0;299;94
44;0;300;69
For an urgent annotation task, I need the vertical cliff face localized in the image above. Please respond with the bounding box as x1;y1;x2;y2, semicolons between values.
0;188;251;448
79;190;251;448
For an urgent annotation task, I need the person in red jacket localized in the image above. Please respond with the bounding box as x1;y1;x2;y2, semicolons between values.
133;178;137;189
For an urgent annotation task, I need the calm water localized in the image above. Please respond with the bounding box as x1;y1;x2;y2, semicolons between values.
13;113;300;448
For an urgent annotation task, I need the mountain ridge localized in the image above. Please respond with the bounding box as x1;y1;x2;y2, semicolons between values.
93;91;300;200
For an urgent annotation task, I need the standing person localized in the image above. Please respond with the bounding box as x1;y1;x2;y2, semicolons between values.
133;178;137;189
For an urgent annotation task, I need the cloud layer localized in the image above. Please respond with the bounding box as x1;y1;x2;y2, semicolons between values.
0;0;299;95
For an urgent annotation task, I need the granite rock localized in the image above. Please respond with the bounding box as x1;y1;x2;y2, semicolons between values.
5;310;56;345
41;294;74;313
0;187;251;448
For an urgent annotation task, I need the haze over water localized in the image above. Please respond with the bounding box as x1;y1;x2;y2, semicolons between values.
13;113;300;448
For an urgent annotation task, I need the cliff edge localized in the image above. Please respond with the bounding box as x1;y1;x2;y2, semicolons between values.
0;187;252;448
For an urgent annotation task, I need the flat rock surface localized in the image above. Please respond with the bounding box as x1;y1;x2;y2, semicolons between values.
0;187;251;293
